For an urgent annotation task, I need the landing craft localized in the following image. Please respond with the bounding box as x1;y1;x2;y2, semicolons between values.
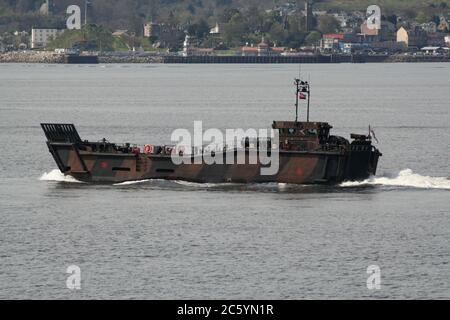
41;79;381;184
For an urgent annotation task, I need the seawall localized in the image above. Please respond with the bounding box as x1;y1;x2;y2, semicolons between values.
1;51;450;64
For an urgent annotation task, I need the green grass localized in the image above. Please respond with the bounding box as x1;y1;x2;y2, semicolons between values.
47;24;128;51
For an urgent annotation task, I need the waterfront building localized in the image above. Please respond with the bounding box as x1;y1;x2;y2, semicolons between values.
360;21;395;43
239;44;258;56
238;37;284;57
438;16;449;32
31;28;64;49
320;34;343;52
396;26;427;48
320;33;355;53
257;37;269;56
421;46;446;55
144;22;160;38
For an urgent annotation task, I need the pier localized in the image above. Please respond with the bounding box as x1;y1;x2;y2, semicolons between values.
64;54;99;64
161;54;395;64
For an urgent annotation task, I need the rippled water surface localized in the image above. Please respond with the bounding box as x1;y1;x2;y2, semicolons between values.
0;63;449;299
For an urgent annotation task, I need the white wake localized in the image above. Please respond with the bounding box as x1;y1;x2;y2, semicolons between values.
340;169;450;190
39;169;83;183
114;179;152;186
40;168;450;190
173;180;237;188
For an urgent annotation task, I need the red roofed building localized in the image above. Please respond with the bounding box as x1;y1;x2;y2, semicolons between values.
323;33;345;40
359;21;395;42
239;45;258;56
238;37;285;56
320;33;355;52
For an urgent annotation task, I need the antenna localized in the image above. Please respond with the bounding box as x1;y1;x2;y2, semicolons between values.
295;65;301;123
307;73;311;122
294;71;311;123
294;78;300;123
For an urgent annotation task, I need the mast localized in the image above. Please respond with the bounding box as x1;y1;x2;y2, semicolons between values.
295;78;300;123
294;78;311;123
307;81;311;122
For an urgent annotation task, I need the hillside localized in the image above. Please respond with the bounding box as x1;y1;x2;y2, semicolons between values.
1;0;450;33
1;0;450;51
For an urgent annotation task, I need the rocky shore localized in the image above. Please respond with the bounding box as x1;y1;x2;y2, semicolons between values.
0;51;164;63
0;51;65;63
385;54;450;63
1;50;450;64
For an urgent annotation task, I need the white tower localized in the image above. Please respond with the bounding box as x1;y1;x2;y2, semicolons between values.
183;35;194;57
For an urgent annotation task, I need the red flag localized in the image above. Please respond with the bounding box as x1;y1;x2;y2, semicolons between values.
299;92;307;100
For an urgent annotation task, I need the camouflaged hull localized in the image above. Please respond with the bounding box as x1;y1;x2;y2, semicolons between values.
41;123;381;184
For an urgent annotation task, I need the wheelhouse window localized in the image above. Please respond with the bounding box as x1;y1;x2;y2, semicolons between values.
279;128;297;135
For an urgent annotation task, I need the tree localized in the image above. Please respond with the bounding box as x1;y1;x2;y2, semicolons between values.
287;13;304;34
221;7;240;22
268;22;287;46
187;18;209;39
386;14;397;26
246;5;263;34
14;0;36;13
415;11;428;24
285;31;306;49
305;31;321;45
222;11;247;46
317;15;340;34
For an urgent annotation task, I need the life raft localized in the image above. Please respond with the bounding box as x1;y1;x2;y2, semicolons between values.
144;144;153;154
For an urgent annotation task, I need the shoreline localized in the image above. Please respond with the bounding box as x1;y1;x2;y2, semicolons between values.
1;51;450;64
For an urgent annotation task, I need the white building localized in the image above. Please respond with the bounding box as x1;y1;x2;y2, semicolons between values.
210;23;220;34
421;46;445;55
31;28;64;49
